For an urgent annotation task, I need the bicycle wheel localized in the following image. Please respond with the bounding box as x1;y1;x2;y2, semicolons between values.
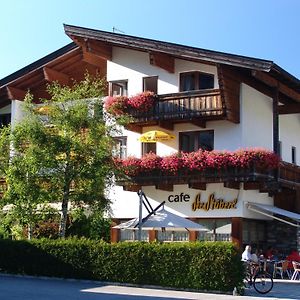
253;272;273;294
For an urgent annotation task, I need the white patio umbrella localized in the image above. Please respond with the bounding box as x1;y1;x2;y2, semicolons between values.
114;208;208;232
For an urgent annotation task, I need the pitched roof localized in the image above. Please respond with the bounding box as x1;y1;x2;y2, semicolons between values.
0;43;78;87
64;24;299;91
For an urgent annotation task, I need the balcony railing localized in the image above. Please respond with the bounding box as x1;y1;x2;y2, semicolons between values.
128;89;224;123
279;162;300;188
117;165;276;188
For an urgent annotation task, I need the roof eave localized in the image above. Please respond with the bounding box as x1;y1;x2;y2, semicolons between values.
64;24;274;72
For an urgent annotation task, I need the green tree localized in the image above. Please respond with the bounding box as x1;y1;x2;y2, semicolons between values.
2;75;117;238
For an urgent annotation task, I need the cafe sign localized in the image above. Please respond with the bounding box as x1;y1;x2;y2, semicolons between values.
192;193;238;211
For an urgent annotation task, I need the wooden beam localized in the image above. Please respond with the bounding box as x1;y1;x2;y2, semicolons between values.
158;120;174;131
82;49;106;67
149;52;174;73
123;184;141;192
190;119;206;128
126;124;143;133
86;40;112;61
243;182;261;190
278;103;300;114
188;182;206;190
155;184;173;191
6;86;28;100
217;65;240;124
224;182;240;190
231;217;243;250
252;70;300;102
43;67;70;85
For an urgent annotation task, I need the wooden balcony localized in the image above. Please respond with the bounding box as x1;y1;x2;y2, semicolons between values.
118;166;277;192
126;89;225;131
118;162;300;193
279;161;300;189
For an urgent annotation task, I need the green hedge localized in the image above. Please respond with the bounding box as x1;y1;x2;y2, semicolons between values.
0;238;244;292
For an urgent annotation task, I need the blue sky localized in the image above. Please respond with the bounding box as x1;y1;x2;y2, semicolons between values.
1;0;299;79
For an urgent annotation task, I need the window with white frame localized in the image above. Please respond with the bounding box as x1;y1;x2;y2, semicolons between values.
180;71;214;92
109;80;128;96
113;136;127;159
143;76;158;93
179;130;214;152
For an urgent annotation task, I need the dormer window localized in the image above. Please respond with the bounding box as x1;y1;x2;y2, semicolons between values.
180;71;214;92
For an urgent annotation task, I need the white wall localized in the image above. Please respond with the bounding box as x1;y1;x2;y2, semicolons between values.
107;47;218;96
279;114;300;165
240;84;273;149
107;47;299;221
110;183;273;220
11;100;26;128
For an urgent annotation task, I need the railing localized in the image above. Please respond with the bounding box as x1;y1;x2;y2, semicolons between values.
117;166;276;187
279;162;300;187
128;89;224;122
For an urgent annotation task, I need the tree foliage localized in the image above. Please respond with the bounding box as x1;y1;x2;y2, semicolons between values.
1;74;117;238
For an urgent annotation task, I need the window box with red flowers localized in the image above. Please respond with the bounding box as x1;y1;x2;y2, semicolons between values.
115;148;280;180
104;91;156;117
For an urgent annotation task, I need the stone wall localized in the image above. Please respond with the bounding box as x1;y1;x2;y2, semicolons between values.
266;220;298;256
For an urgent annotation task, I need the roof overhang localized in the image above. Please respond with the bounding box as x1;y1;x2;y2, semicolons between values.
64;24;274;72
246;202;300;227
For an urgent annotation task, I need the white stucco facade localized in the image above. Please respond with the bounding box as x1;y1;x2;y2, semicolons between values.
110;183;273;220
105;46;299;224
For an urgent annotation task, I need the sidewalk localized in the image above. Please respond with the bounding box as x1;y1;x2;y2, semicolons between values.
244;278;300;299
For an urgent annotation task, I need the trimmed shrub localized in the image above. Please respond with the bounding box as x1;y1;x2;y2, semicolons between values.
0;239;243;292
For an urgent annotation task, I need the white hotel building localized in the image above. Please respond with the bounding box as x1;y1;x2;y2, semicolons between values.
0;25;299;250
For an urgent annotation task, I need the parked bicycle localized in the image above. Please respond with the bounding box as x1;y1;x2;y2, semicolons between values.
244;259;274;294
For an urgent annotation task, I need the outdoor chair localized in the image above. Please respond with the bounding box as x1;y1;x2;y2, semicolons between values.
291;261;300;280
273;260;291;279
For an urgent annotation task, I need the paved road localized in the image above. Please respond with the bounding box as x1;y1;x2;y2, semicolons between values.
0;274;299;300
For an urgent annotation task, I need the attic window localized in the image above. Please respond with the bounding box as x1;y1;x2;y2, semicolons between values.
180;71;214;92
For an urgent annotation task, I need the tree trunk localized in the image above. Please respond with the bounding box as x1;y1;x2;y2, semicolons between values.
59;185;70;238
27;223;32;240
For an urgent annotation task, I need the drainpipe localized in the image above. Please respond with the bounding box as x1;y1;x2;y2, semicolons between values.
273;87;279;182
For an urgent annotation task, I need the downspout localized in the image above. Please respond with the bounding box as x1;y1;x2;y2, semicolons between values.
273;86;279;181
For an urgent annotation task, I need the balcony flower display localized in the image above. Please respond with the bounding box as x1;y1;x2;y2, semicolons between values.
104;95;129;116
104;91;156;116
115;148;280;177
127;91;156;112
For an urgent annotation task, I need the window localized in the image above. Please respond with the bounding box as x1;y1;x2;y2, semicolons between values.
0;114;11;127
142;142;156;156
292;146;296;164
197;219;232;242
179;130;214;152
113;136;127;159
109;80;128;96
143;76;158;93
180;71;214;92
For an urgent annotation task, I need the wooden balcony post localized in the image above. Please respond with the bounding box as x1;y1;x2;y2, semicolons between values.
110;227;120;243
148;230;157;242
231;217;243;250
